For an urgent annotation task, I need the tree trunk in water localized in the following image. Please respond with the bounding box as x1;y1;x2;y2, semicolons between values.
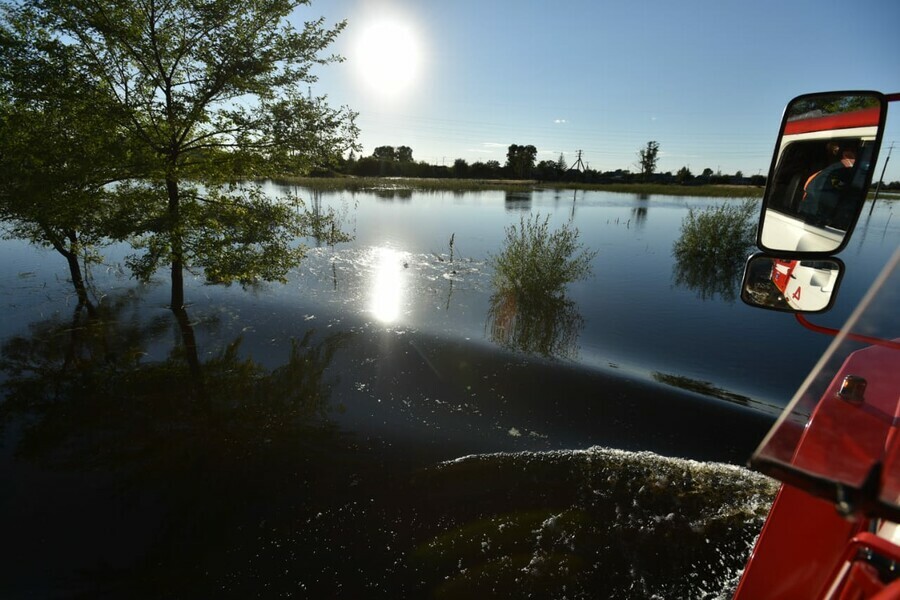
65;251;90;304
166;178;185;309
46;228;96;317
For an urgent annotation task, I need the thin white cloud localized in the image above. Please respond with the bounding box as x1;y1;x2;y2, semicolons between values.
481;142;507;148
554;118;568;124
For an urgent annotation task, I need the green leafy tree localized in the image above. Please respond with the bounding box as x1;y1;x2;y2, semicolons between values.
396;145;413;162
556;153;568;172
468;160;503;179
505;144;537;179
638;141;660;182
676;166;693;184
0;12;132;312
534;160;559;181
372;146;397;161
452;158;469;178
9;0;359;308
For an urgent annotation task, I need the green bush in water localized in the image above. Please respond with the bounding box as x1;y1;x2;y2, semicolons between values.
673;199;757;267
672;199;758;301
491;214;597;299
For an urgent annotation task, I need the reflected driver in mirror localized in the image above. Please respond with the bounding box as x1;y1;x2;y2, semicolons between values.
800;142;857;228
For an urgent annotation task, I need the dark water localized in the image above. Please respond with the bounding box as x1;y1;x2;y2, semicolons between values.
0;188;896;598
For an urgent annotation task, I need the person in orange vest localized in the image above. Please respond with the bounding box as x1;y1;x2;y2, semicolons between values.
800;145;856;225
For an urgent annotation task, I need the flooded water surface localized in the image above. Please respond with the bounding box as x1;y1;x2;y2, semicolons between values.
1;187;897;597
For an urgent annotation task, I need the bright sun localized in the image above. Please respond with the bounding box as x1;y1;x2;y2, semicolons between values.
354;18;421;98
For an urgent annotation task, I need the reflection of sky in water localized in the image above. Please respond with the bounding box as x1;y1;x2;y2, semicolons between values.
5;185;898;408
269;187;898;405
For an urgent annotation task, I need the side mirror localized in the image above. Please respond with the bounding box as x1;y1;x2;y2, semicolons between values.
757;92;887;255
741;253;844;313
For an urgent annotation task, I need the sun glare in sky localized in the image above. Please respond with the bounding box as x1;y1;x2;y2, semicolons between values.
353;17;422;100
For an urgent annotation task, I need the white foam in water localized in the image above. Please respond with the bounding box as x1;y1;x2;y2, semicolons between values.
433;445;778;598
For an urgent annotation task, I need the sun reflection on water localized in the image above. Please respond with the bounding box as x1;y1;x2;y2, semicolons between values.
369;247;408;324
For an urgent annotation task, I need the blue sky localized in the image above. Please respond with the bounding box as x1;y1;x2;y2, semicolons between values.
296;0;900;181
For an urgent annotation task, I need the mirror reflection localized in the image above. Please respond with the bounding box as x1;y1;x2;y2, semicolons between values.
741;254;843;313
759;93;884;254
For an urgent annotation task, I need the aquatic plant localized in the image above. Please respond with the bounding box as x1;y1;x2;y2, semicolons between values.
491;214;596;299
673;199;757;264
672;199;758;302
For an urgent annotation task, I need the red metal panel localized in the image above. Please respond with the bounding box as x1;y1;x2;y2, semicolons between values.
734;485;864;599
784;107;882;135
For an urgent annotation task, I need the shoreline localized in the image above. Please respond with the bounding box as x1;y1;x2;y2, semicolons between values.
272;176;767;198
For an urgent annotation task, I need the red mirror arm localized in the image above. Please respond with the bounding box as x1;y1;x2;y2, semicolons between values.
795;314;900;350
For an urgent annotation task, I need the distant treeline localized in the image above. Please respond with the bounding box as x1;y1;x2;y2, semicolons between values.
317;144;900;190
322;144;769;188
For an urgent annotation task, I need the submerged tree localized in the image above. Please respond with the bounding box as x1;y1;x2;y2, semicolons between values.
0;13;132;312
4;0;359;308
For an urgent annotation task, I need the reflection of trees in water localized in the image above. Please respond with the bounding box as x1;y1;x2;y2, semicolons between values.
486;289;584;359
1;298;349;469
651;372;782;415
0;292;354;592
631;205;648;228
1;293;171;430
374;188;413;201
504;190;533;212
672;258;743;302
672;200;757;302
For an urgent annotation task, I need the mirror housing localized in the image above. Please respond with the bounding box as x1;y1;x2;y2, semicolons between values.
741;253;844;313
757;92;887;256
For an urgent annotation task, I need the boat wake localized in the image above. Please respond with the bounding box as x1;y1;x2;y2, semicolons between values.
408;446;778;599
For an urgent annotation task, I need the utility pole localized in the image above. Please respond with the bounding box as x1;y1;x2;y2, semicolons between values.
869;141;894;217
569;149;586;172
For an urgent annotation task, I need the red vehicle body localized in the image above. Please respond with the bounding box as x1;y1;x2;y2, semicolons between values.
736;90;900;599
770;259;796;294
768;258;841;312
735;329;900;599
